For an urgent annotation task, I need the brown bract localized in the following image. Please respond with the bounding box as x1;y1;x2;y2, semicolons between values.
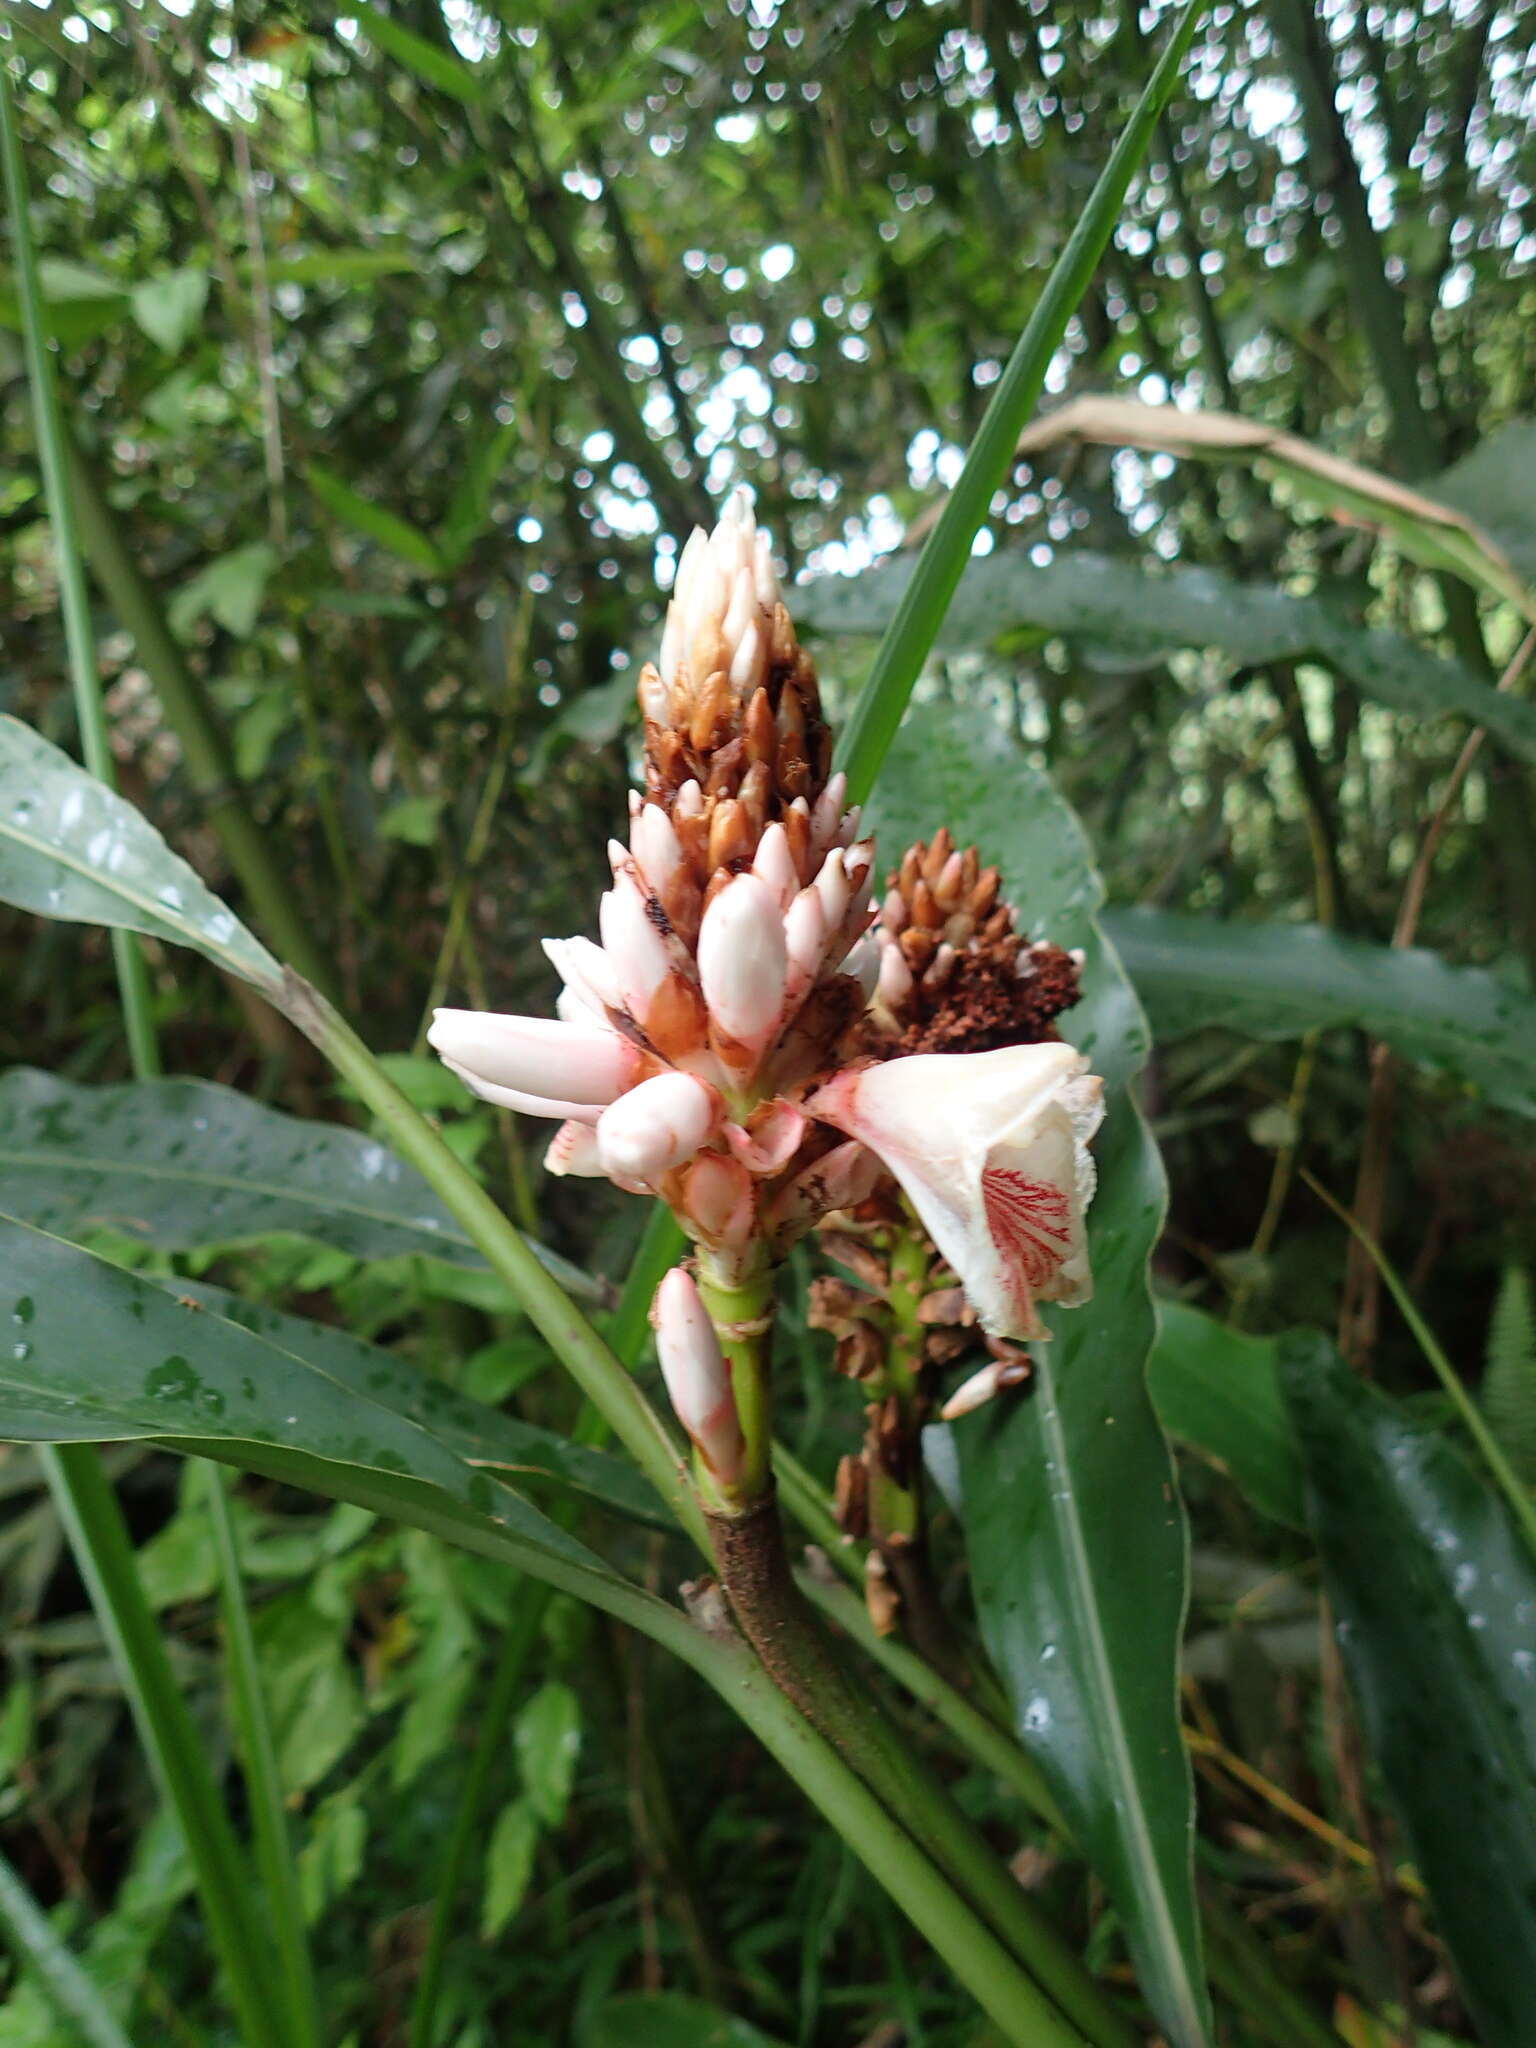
871;826;1082;1055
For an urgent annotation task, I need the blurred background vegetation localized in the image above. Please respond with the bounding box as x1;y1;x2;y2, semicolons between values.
2;1;1535;2042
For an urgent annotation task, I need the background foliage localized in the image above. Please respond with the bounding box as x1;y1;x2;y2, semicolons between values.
2;1;1536;2043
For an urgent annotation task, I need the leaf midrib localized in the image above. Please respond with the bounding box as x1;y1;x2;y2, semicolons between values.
1035;1344;1210;2048
0;802;278;987
0;1142;474;1256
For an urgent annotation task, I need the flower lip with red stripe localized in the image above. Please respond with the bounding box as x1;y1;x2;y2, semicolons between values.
805;1041;1104;1342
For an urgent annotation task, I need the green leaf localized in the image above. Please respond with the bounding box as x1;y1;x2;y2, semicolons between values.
0;257;130;347
174;1283;667;1529
1103;909;1536;1122
346;3;488;103
438;419;518;570
834;2;1202;799
873;703;1211;2048
1483;1267;1536;1489
1148;1303;1305;1529
0;1215;624;1596
168;542;278;639
1010;396;1535;621
264;247;417;285
578;1994;793;2048
1281;1333;1536;2048
514;1680;581;1827
377;793;445;846
0;1067;600;1301
0;718;282;993
799;550;1536;763
480;1798;538;1940
0;1849;134;2048
129;268;209;354
1431;420;1536;588
307;463;442;573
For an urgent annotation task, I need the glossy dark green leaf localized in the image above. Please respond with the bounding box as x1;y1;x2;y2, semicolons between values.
1148;1304;1305;1529
171;1281;666;1529
1103;909;1536;1121
798;551;1536;761
306;463;443;574
0;1215;622;1591
0;1068;596;1300
0;718;281;992
1281;1333;1536;2048
873;704;1211;2047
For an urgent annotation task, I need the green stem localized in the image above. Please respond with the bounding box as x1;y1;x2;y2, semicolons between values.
39;1447;286;2048
408;1582;553;2048
694;1248;777;1506
284;981;708;1550
0;55;158;1077
204;1467;323;2048
706;1496;1136;2048
62;439;338;1001
835;0;1203;801
0;1846;133;2048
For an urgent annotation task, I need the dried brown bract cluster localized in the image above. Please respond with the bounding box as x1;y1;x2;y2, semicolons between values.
870;827;1083;1056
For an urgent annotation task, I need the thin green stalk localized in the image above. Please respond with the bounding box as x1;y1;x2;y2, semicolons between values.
409;1582;553;2048
798;1567;1066;1834
0;50;158;1077
571;1558;1093;2048
39;1445;285;2048
204;1467;323;2048
286;981;707;1548
1306;1173;1536;1560
3;53;316;2042
835;0;1203;802
286;986;1127;2036
62;439;338;1000
0;1847;133;2048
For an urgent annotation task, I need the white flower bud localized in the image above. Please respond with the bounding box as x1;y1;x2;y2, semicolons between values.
595;1071;718;1186
651;1266;744;1482
427;1010;637;1107
697;873;788;1050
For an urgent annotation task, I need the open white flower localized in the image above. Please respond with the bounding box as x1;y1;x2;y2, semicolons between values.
807;1040;1104;1341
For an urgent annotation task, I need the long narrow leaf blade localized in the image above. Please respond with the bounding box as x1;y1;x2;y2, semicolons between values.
0;1067;597;1298
873;705;1212;2047
835;0;1202;800
1282;1334;1536;2047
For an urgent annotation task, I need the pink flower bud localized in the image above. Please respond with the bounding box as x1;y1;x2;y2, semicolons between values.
631;803;683;896
813;847;851;932
595;1071;718;1186
437;1059;605;1125
599;875;673;1024
809;772;848;861
679;1152;755;1249
651;1267;745;1482
752;822;799;911
545;1120;605;1177
767;1138;883;1242
428;1010;637;1107
876;937;913;1008
783;887;828;1004
697;873;788;1051
542;936;620;1020
841;932;881;1001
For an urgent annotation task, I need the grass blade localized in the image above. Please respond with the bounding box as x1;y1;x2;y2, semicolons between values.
205;1466;324;2048
0;1847;134;2048
40;1445;286;2048
835;0;1203;802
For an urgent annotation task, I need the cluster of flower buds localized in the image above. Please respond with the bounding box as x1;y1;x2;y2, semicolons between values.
429;487;1108;1491
429;489;884;1281
869;827;1084;1056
